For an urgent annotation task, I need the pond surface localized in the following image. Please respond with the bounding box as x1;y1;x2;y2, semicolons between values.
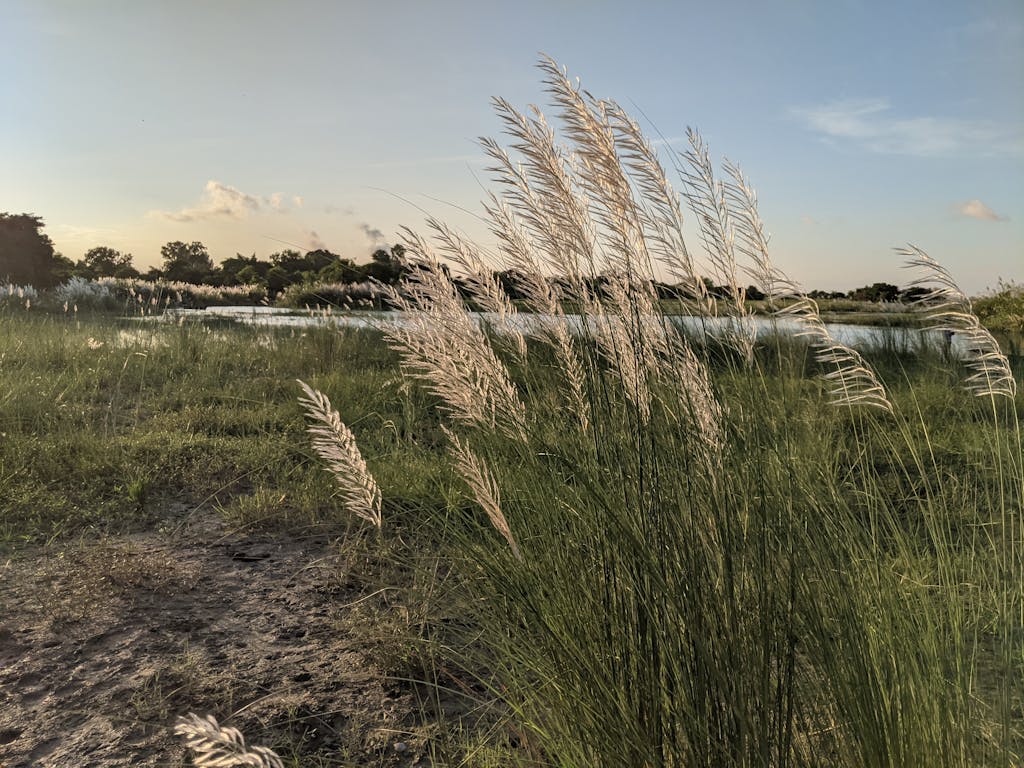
157;306;963;354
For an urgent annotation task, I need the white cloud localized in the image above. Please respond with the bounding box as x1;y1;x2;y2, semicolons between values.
149;180;262;222
149;181;305;221
953;199;1007;222
792;100;1023;157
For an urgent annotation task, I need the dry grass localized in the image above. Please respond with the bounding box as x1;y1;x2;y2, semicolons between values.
175;713;284;768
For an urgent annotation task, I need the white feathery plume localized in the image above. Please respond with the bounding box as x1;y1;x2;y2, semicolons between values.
679;129;756;361
384;231;528;441
722;160;783;303
484;101;596;296
605;101;714;315
296;380;382;527
423;216;527;361
175;713;284;768
680;130;744;309
483;195;590;430
537;56;653;281
661;335;726;466
443;427;522;560
900;244;1016;398
719;160;892;411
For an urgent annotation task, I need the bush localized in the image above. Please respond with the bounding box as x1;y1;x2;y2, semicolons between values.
276;280;386;309
0;282;37;310
53;276;118;311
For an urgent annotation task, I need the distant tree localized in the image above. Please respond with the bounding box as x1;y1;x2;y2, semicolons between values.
899;286;930;303
265;265;290;295
161;241;213;283
51;253;75;284
809;289;847;300
264;250;309;288
304;248;342;273
743;285;766;301
78;246;138;279
362;246;407;285
214;253;270;286
497;269;531;300
235;265;265;285
270;249;306;272
317;257;361;284
848;282;900;302
0;213;66;287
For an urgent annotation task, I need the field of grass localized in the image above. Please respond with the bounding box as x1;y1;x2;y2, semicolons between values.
0;313;447;546
1;302;1021;766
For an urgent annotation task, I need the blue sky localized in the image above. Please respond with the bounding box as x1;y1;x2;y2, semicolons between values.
1;0;1020;292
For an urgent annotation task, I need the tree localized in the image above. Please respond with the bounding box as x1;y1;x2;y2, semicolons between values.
161;241;213;283
848;282;900;303
265;265;290;295
317;257;361;284
214;253;270;286
303;248;342;273
79;246;138;279
0;213;65;287
362;245;407;285
744;285;766;301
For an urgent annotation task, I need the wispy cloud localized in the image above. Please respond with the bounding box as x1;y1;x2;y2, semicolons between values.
149;181;303;222
953;199;1007;222
324;204;354;215
359;222;387;245
362;152;485;170
307;230;327;250
51;224;121;242
792;99;1023;157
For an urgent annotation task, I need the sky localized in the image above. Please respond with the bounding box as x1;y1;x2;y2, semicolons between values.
1;0;1021;293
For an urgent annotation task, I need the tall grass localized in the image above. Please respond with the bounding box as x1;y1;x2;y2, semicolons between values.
304;59;1022;765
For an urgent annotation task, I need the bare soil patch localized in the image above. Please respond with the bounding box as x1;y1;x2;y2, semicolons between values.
0;509;430;767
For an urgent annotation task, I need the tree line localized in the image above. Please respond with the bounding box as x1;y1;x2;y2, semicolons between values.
0;213;407;293
1;212;919;302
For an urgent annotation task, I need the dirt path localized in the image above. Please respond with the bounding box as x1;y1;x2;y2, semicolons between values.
0;510;429;767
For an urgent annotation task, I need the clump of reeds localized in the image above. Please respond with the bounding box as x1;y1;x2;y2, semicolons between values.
298;58;1021;766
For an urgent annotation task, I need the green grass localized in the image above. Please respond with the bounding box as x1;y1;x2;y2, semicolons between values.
2;306;1021;767
0;311;447;546
405;325;1022;767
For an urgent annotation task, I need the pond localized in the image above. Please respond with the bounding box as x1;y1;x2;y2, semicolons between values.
154;305;969;356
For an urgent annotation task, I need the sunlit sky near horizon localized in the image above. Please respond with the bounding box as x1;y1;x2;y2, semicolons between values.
1;0;1021;293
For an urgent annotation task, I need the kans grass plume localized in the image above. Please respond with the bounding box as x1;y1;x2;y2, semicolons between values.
297;379;382;527
443;426;521;560
722;156;893;411
382;229;528;442
901;244;1017;399
175;713;284;768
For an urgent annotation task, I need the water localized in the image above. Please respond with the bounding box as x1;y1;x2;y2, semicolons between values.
156;306;960;354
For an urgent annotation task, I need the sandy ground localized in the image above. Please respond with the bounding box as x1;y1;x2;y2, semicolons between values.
0;509;432;767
